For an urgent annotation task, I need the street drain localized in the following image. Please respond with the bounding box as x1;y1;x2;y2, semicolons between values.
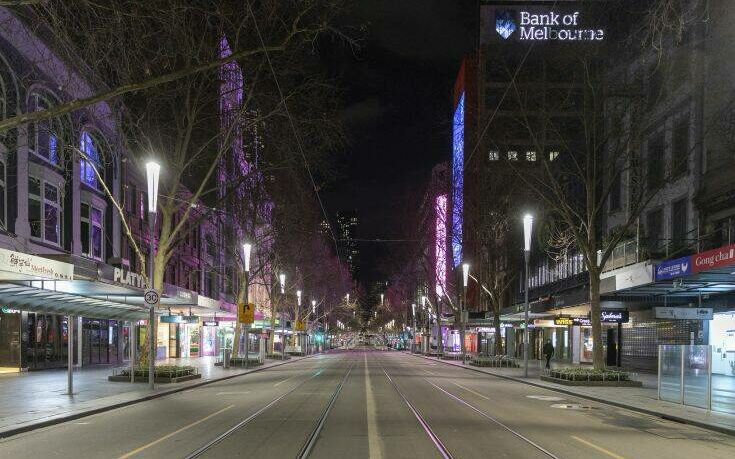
551;403;597;410
526;395;565;401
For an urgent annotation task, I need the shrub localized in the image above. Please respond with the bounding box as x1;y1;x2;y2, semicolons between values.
119;365;197;378
548;368;630;382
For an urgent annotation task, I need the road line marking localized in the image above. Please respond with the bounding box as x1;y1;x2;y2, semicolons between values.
451;381;490;400
571;435;626;459
118;405;235;459
365;353;383;459
215;391;251;396
274;374;299;387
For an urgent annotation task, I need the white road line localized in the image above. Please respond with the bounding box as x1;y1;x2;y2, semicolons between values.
365;353;383;459
274;374;299;387
215;391;251;396
451;381;490;400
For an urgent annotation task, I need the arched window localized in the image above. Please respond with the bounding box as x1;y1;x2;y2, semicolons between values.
28;90;65;166
80;130;104;188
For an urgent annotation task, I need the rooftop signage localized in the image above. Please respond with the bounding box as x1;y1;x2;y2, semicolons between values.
112;267;145;289
495;9;605;42
0;248;74;281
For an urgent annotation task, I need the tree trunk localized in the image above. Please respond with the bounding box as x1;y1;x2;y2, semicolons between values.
589;268;605;370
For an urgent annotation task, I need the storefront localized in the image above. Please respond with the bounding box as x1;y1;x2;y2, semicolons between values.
708;311;735;377
0;249;150;371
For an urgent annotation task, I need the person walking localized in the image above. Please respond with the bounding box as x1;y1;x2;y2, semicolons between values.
543;339;554;369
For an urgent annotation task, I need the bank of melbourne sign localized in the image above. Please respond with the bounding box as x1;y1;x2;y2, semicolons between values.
492;9;604;42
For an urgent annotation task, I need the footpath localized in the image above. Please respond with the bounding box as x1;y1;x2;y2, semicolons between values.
409;352;735;436
0;354;318;438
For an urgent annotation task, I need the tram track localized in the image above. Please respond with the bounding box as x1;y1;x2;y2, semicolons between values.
183;354;354;459
377;354;560;459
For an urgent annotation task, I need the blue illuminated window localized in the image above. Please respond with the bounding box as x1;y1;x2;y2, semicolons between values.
80;131;100;188
452;93;464;268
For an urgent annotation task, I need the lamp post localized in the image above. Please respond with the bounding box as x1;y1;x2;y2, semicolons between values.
146;161;160;390
523;214;534;378
311;299;316;354
422;295;429;354
462;263;469;364
279;273;286;360
242;243;252;368
411;303;416;353
296;290;302;354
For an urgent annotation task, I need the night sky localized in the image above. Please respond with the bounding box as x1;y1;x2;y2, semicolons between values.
321;0;476;286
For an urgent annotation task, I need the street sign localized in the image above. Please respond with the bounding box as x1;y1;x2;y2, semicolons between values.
655;307;713;320
295;320;306;331
600;309;629;323
203;320;219;327
161;315;198;324
655;256;692;281
238;302;255;324
144;289;159;305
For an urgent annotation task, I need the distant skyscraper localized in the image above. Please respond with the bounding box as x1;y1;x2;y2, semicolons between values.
337;211;359;278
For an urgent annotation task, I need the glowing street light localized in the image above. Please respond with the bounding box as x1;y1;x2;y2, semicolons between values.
145;161;160;390
523;213;534;377
242;242;253;367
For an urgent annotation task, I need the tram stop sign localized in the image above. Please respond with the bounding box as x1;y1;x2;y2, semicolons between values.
144;289;160;305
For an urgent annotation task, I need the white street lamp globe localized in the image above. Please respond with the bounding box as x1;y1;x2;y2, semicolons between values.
462;263;470;288
279;273;286;293
242;243;252;273
523;214;534;252
145;161;160;213
297;290;302;306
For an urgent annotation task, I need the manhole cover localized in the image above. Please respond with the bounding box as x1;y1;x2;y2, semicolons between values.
550;403;597;410
526;395;565;401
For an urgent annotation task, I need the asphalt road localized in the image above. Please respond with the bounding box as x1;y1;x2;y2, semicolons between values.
1;349;734;458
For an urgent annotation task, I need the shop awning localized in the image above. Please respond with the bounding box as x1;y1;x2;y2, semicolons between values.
0;283;150;320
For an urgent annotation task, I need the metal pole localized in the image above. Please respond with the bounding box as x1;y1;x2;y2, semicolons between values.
67;315;74;395
244;271;249;369
437;297;442;356
130;320;136;383
148;215;156;390
281;298;286;360
524;250;530;378
461;285;467;364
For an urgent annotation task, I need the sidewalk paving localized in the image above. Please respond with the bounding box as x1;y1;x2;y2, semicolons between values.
409;352;735;436
0;353;316;438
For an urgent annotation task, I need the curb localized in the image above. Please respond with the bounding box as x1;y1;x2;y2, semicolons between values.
0;353;324;439
407;352;735;437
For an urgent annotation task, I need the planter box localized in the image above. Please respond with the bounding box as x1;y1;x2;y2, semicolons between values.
540;375;643;387
108;374;202;384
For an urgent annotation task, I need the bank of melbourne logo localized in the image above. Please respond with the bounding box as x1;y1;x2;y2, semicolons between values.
495;10;516;39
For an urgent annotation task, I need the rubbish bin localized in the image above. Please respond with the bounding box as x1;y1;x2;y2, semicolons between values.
223;348;231;368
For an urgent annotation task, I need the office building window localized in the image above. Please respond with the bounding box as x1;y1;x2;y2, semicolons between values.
0;158;5;230
672;119;689;177
647;134;665;191
646;208;664;254
609;171;622;211
28;92;61;166
508;150;518;161
525;151;536;161
671;198;687;245
80;131;103;189
488;150;499;161
549;150;559;161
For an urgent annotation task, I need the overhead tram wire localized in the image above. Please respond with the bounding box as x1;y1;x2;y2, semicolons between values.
245;1;349;290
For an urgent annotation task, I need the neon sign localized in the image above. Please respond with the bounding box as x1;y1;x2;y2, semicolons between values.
452;94;464;267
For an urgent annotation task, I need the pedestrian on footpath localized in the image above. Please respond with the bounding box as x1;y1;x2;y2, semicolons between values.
543;339;554;369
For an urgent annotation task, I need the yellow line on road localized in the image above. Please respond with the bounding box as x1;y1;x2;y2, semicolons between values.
571;435;626;459
451;381;490;400
117;404;235;459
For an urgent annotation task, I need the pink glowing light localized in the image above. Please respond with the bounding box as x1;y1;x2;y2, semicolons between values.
435;194;448;297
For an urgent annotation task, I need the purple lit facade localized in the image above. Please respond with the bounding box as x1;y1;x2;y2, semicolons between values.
435;194;447;297
451;93;464;268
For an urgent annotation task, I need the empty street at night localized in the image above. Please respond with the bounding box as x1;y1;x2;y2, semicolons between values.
1;350;733;458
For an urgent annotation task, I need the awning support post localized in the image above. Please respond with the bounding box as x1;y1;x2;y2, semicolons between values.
67;315;74;395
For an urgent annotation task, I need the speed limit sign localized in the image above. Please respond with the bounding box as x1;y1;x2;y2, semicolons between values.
144;289;160;305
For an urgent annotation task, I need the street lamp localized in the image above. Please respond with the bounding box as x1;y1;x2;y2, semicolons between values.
145;161;160;390
411;303;416;353
279;273;286;359
296;290;302;354
242;243;252;367
523;213;534;378
461;263;469;364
